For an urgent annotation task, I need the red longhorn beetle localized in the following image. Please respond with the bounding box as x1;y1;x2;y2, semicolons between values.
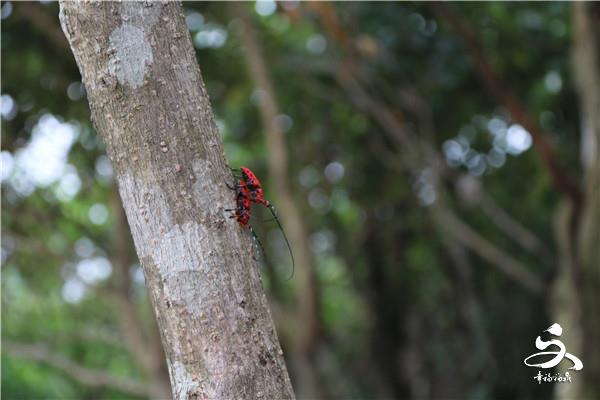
239;167;267;206
230;166;295;280
225;178;266;261
227;178;251;226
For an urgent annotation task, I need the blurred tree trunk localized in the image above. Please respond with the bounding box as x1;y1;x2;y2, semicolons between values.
554;3;600;399
59;2;294;399
230;3;323;399
572;2;600;398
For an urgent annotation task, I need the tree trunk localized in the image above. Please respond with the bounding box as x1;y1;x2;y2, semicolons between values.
110;189;172;399
58;2;294;399
572;2;600;398
553;4;600;399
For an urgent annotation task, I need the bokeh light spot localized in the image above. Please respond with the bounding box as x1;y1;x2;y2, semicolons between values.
255;0;276;17
62;278;86;304
506;124;533;155
324;161;345;183
306;34;327;54
76;257;112;284
186;11;204;31
88;203;109;225
544;71;562;93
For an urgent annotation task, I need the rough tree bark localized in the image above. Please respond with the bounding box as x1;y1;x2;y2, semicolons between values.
58;2;294;399
110;190;172;399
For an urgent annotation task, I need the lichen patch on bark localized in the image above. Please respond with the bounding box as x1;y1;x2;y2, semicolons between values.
151;222;214;318
108;24;153;88
168;361;206;400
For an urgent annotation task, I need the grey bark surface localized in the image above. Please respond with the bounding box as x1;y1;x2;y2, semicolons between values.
58;2;294;399
110;190;172;399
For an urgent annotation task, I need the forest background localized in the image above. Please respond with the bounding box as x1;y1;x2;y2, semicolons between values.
2;2;599;399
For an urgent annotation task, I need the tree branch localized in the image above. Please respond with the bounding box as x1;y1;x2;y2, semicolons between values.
479;190;551;260
355;81;544;294
3;341;152;397
454;176;553;262
431;3;582;207
12;2;71;55
432;204;544;295
309;4;543;295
